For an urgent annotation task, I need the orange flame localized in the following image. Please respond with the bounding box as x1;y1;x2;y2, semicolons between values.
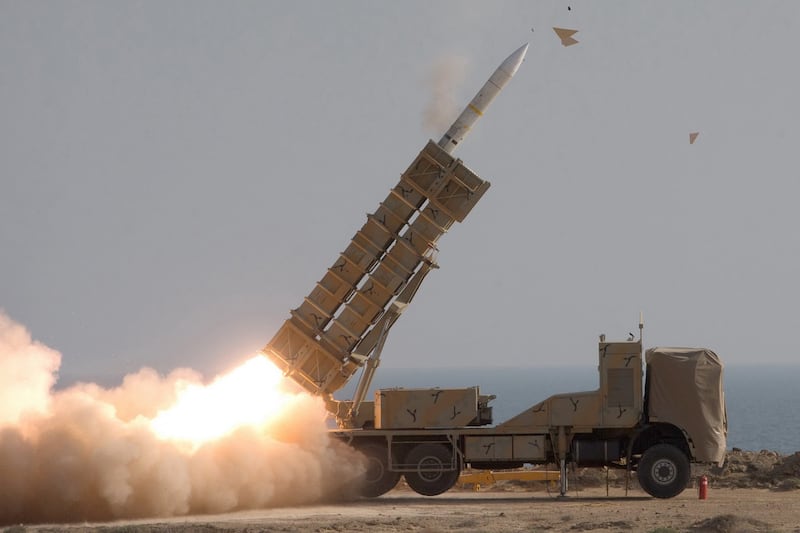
150;356;292;447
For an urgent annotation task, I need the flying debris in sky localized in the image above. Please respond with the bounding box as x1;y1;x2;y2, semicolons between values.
689;132;700;144
553;27;580;47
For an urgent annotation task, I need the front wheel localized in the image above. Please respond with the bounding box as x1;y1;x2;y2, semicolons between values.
404;443;460;496
637;443;690;499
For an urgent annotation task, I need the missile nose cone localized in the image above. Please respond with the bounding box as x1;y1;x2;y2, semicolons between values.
437;43;529;153
499;43;529;78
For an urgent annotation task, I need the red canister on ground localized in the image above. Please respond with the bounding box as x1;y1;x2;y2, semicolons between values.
698;475;708;499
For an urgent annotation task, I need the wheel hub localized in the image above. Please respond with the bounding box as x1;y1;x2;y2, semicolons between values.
365;457;384;483
652;459;676;484
418;456;445;482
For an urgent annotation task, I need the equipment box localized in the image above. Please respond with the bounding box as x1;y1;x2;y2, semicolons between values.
375;387;479;429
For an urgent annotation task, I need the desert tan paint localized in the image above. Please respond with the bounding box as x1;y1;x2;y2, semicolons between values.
375;387;486;429
498;340;643;432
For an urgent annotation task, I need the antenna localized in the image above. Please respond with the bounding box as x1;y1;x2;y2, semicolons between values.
638;311;644;342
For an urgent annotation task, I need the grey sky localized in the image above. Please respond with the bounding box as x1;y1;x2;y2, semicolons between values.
2;1;799;384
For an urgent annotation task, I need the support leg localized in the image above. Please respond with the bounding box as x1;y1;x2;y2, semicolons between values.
557;426;568;497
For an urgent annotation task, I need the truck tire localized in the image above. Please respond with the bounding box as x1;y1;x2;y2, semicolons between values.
637;443;690;499
404;443;460;496
357;443;401;498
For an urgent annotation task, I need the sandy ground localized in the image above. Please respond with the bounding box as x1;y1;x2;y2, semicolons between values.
14;484;800;533
7;451;800;532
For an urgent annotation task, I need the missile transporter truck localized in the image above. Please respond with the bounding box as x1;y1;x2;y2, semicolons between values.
259;45;727;499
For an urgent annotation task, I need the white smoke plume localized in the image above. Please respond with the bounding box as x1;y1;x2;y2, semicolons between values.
422;54;470;135
0;312;366;525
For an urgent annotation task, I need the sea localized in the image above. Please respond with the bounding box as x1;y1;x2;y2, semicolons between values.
336;364;800;455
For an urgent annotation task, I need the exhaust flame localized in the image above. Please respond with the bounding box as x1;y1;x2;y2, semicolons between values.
150;356;290;446
0;311;366;525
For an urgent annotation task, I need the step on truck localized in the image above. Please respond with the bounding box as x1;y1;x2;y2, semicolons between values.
258;45;727;499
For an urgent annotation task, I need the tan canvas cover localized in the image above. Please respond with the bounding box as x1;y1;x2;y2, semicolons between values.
645;347;727;464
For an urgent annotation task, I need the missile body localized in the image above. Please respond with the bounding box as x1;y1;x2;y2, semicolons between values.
437;43;528;154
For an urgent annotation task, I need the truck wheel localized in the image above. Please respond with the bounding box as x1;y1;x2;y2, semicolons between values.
357;443;401;498
637;443;690;499
404;443;460;496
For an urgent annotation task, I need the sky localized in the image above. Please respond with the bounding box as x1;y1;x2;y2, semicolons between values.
2;1;799;386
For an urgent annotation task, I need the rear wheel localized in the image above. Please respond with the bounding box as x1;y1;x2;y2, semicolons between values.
637;443;690;499
357;443;401;498
404;443;460;496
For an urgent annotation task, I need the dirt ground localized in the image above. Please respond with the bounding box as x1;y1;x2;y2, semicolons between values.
9;450;800;533
13;485;800;533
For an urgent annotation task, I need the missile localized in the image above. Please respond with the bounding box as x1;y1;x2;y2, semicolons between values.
437;43;529;154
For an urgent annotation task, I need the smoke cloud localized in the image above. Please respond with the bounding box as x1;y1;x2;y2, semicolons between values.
422;54;469;135
0;312;365;525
